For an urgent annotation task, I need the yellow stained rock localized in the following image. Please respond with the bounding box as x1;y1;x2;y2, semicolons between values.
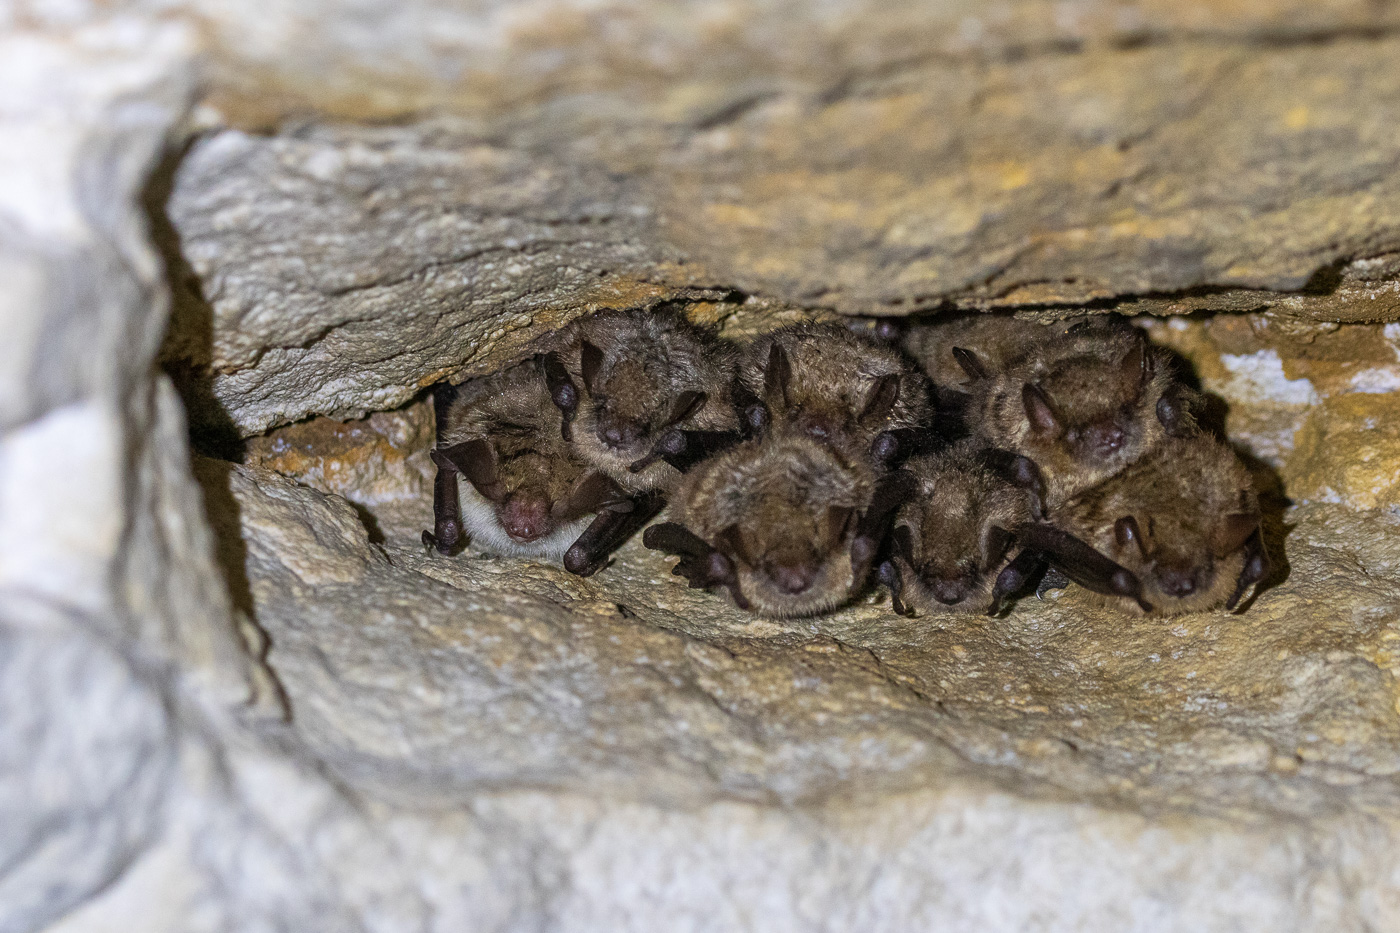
1286;393;1400;510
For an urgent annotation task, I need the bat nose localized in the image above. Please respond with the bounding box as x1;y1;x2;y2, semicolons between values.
929;578;969;605
1157;566;1200;597
600;421;643;450
500;497;551;541
770;564;815;594
1085;422;1125;456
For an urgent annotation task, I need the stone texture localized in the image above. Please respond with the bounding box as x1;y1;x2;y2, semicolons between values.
168;29;1400;430
0;15;257;933
18;1;1400;931
133;425;1400;930
164;123;708;432
166;0;1400;128
1287;393;1400;511
242;399;437;541
207;446;1400;820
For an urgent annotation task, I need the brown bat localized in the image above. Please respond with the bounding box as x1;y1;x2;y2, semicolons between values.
643;430;904;618
904;313;1053;389
737;322;936;468
422;361;635;566
878;443;1147;616
960;321;1201;509
1049;435;1269;615
541;306;742;494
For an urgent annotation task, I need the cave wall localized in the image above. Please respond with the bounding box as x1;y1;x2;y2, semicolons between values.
7;2;1400;932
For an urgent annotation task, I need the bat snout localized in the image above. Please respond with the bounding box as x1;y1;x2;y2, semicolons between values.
1156;564;1204;598
927;576;971;605
768;563;817;595
598;417;646;452
1083;420;1125;457
499;496;554;542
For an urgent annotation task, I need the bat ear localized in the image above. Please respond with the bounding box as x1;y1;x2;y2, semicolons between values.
859;373;900;424
891;523;916;565
1006;454;1047;520
1022;384;1061;437
668;390;708;426
552;472;625;521
764;342;793;408
431;382;460;431
1114;515;1148;561
437;438;507;502
825;505;856;549
581;340;605;394
1122;336;1153;395
980;524;1013;569
715;524;753;567
1214;512;1259;558
952;347;988;382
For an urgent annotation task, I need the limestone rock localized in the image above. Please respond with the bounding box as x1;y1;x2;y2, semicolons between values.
243;399;437;541
210;441;1400;819
1287;393;1400;510
20;1;1400;931
0;17;254;933
147;435;1400;930
165;124;696;433
181;0;1400;127
171;30;1400;430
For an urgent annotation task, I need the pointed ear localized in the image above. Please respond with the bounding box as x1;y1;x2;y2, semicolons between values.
1122;337;1152;396
859;373;900;424
1114;515;1148;562
581;340;605;394
891;523;916;565
825;506;856;550
715;525;754;567
552;472;626;521
952;347;988;382
1214;512;1259;558
763;342;792;408
1022;384;1061;436
980;524;1013;570
643;521;714;560
1007;454;1047;520
437;439;506;502
667;390;707;427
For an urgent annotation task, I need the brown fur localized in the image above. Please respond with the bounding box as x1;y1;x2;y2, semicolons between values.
904;314;1054;387
1054;435;1263;615
439;362;598;555
738;322;933;461
967;323;1192;508
667;430;875;617
550;307;738;492
891;443;1037;613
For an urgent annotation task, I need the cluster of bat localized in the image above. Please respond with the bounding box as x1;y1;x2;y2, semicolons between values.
423;308;1269;619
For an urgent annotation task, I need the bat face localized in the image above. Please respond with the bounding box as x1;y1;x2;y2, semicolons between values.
740;323;933;461
890;449;1036;613
460;430;596;557
1057;436;1267;615
433;364;615;560
668;431;875;617
555;308;737;491
974;330;1182;507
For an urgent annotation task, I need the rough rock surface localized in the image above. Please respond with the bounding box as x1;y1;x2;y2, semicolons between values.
14;1;1400;932
167;27;1400;429
0;16;256;933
